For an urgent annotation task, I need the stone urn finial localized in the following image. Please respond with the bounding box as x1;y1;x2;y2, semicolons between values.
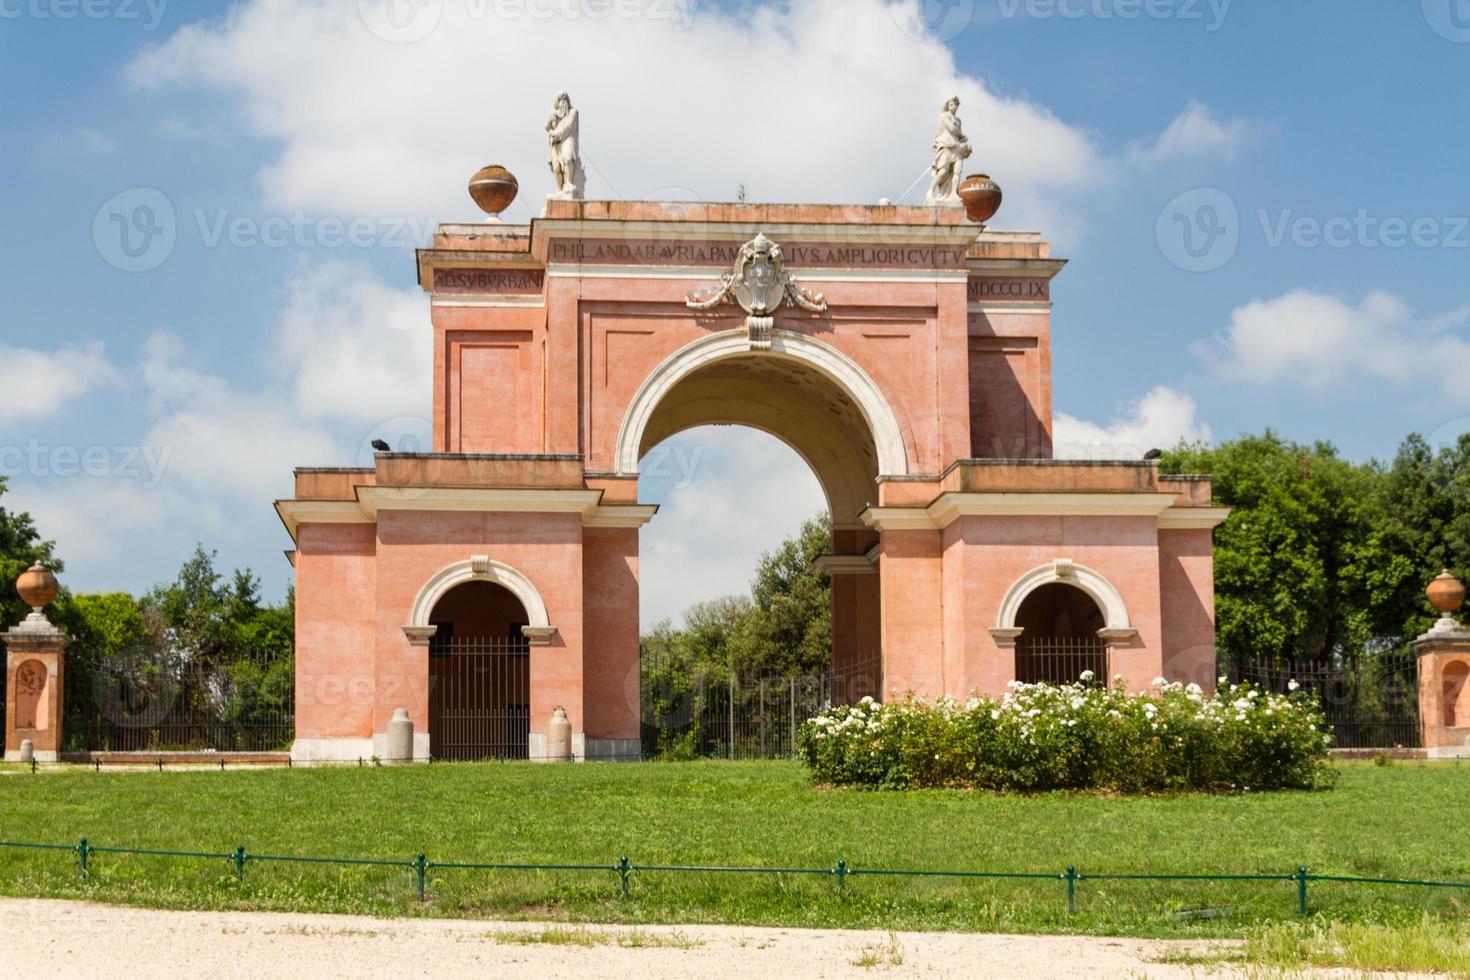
16;564;59;614
1427;570;1466;635
958;174;1003;225
468;164;519;221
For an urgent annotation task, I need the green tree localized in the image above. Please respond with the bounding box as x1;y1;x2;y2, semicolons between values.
65;592;155;659
1162;433;1389;667
0;475;61;630
729;513;833;676
1367;432;1470;644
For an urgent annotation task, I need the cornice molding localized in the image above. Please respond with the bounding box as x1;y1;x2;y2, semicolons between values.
1157;506;1232;530
862;492;1183;531
275;489;660;541
814;554;878;576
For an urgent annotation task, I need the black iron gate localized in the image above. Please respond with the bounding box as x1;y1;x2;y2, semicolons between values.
429;637;530;760
1015;636;1110;686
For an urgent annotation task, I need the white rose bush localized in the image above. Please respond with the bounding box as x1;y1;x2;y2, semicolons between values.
797;678;1334;793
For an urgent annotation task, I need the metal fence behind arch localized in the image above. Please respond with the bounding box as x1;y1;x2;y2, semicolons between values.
1230;653;1421;750
640;654;882;760
62;647;294;754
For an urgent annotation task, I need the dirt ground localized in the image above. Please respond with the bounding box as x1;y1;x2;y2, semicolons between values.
0;898;1367;978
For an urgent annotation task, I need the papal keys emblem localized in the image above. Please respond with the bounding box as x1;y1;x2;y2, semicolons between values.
686;233;827;350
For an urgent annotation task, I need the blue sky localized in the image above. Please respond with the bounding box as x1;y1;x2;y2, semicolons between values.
1;0;1467;622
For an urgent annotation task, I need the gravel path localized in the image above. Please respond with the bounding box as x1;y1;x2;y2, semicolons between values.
0;898;1338;978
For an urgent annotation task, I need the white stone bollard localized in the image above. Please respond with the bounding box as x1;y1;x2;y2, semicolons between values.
18;740;34;764
386;709;414;764
547;707;572;762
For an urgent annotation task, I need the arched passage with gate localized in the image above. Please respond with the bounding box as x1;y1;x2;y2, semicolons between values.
1013;584;1109;685
426;581;532;760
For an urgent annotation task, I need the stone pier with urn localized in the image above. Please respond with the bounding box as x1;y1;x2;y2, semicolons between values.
3;565;70;763
1414;570;1470;758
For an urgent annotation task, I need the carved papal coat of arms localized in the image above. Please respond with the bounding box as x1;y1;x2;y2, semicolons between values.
686;233;827;349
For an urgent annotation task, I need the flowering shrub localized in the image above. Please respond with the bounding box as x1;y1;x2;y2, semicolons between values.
797;677;1335;793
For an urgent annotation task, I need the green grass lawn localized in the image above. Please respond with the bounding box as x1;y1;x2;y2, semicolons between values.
1;760;1468;939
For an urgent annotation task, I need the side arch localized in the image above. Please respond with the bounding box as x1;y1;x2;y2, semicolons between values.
405;556;554;643
613;328;910;477
995;560;1134;634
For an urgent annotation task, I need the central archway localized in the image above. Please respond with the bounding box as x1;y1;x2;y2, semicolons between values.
618;330;906;525
627;329;891;713
615;330;909;491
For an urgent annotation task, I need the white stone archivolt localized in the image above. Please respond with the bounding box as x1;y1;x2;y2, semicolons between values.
614;329;909;479
994;560;1134;637
405;557;554;644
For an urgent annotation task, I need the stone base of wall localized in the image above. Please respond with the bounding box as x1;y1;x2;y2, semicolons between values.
291;737;375;763
586;738;640;762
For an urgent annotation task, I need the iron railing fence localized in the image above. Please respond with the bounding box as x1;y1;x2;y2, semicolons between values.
640;656;882;760
1230;654;1421;749
62;647;293;754
1015;636;1110;687
3;835;1469;918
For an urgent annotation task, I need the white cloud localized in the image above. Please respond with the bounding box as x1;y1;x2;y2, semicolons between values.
126;0;1103;240
1129;101;1252;165
141;332;345;502
1198;290;1470;400
0;342;120;426
1053;386;1212;460
4;478;188;570
271;262;430;424
639;426;826;625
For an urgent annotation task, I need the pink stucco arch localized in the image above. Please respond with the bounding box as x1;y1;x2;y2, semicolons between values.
405;556;556;645
996;560;1135;636
613;328;911;480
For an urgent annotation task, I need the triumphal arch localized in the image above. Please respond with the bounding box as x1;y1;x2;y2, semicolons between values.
276;100;1227;762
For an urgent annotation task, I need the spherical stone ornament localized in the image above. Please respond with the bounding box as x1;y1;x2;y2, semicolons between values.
468;165;519;218
1427;570;1466;614
958;174;1003;224
16;564;59;610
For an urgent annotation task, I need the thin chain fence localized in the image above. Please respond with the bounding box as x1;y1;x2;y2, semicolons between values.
2;835;1469;920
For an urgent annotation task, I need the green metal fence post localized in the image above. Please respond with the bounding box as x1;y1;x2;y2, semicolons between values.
618;855;631;899
30;758;37;775
233;846;247;880
1296;866;1309;916
414;853;428;902
1065;866;1077;915
77;838;89;876
834;859;848;893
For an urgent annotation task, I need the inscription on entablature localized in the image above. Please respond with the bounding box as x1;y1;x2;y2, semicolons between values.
967;278;1050;303
547;239;968;270
434;268;545;294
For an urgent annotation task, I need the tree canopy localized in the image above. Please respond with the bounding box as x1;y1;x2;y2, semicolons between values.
1162;430;1470;667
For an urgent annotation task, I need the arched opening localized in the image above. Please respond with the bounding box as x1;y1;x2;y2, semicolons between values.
632;342;889;756
1444;661;1470;729
427;580;531;760
1014;583;1109;685
635;348;885;525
